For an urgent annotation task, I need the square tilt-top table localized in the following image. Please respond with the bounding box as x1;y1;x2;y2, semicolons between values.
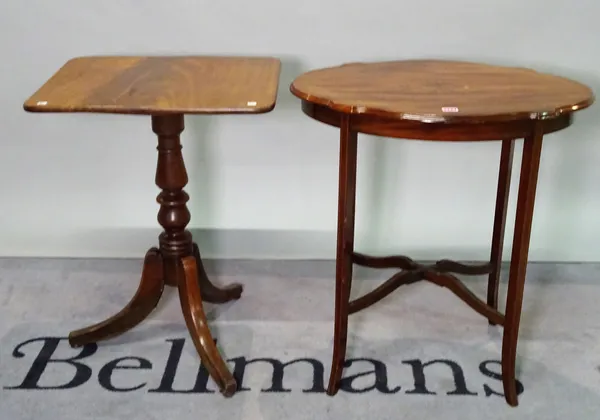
290;59;594;406
24;55;281;397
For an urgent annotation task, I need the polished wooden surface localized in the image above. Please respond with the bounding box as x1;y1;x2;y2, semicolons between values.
291;60;594;123
181;256;237;395
24;56;281;114
292;60;594;407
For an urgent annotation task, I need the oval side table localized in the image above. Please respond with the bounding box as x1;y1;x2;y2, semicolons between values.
290;59;594;406
23;55;281;397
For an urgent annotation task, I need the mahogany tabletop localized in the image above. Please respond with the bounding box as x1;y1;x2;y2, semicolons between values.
290;60;594;123
24;56;281;115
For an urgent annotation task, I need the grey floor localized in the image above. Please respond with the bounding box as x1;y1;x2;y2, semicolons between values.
1;257;600;419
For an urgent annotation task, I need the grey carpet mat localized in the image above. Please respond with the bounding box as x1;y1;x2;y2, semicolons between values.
1;258;600;419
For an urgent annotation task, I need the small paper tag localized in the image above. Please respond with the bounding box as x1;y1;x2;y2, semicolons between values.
247;101;257;106
441;106;459;112
36;101;48;106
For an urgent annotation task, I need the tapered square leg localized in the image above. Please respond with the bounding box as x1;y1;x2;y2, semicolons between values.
327;114;358;395
487;139;515;324
502;125;544;406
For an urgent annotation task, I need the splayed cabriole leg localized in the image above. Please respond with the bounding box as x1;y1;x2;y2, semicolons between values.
180;256;237;395
68;113;241;397
68;247;165;347
502;125;544;407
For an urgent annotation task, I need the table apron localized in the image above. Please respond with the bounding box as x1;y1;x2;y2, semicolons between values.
301;101;572;141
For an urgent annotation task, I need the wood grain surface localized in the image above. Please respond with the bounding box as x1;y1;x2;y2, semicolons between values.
290;60;594;123
24;56;281;115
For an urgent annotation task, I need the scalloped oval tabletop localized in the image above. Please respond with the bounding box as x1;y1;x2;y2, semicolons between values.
290;60;594;123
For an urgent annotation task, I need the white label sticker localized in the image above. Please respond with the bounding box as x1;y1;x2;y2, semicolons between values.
36;101;48;106
442;107;459;112
247;101;257;106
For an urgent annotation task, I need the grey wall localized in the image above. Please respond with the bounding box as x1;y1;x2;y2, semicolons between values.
1;0;598;261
